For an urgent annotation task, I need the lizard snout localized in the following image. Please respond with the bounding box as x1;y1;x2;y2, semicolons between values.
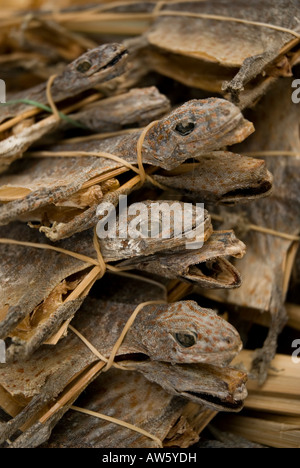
219;329;242;352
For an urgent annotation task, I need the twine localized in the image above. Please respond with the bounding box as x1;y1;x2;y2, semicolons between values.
153;5;300;40
0;230;167;445
0;230;168;300
43;72;169;191
245;151;300;158
68;297;166;448
211;213;300;242
53;0;300;42
28;135;169;191
46;74;60;121
70;405;163;448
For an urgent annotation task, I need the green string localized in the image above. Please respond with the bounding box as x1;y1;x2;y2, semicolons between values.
0;99;89;130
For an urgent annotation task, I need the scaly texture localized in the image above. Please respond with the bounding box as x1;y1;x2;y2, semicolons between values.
44;368;238;448
154;151;273;205
0;293;243;446
46;98;254;170
145;0;300;101
0;87;170;172
210;77;300;382
0;98;253;240
31;370;201;449
0;43;128;124
119;231;246;289
0;205;211;360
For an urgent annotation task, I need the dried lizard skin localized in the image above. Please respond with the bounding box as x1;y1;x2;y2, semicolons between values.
43;366;244;449
88;276;242;369
154;152;273;205
44;98;254;171
0;223;91;360
0;43;128;124
0;155;126;229
63;86;171;132
143;0;300;103
119;231;246;289
131;360;247;413
0;87;171;173
21;370;202;449
96;200;212;262
0;295;243;446
0;99;253;240
0;208;212;360
69;298;242;367
205;78;300;382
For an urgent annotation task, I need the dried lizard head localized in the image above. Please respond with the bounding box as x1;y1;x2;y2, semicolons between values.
54;43;129;94
0;44;128;125
129;300;242;366
140;98;254;170
133;360;248;412
154;151;273;204
99;201;212;261
119;230;246;289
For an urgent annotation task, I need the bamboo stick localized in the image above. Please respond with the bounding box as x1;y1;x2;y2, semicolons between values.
39;361;106;424
244;393;300;416
0;92;101;135
215;413;300;448
232;351;300;415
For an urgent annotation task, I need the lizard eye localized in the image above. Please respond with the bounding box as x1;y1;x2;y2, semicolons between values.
76;61;92;73
174;332;197;348
175;121;195;136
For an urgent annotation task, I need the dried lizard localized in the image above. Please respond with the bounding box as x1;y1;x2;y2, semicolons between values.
0;294;243;446
44;98;254;171
73;298;242;367
119;230;246;289
0;87;171;173
154;151;273;204
118;0;300;105
208;77;300;383
44;364;246;449
0;99;254;241
0;43;128;124
0;208;212;360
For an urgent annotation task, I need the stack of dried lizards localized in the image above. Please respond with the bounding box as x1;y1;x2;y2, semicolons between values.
0;0;299;449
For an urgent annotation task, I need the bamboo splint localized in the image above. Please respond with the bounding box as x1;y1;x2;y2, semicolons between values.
232;351;300;416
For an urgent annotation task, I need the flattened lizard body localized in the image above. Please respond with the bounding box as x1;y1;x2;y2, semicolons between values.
0;43;128;124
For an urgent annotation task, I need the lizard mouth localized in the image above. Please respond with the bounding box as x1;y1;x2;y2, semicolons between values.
93;49;128;78
100;49;129;72
116;353;150;363
185;257;241;289
221;176;273;204
181;388;247;412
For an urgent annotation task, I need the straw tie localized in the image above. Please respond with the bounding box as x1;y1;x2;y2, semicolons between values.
0;229;166;447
